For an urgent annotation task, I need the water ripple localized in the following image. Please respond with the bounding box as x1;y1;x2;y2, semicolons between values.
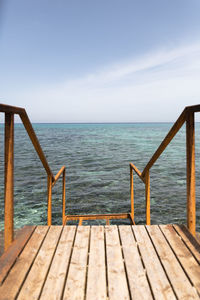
0;123;200;230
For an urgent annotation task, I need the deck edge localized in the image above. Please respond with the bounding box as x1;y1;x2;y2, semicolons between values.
0;225;36;284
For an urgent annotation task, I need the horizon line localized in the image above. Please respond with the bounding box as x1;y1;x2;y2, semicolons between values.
0;121;187;124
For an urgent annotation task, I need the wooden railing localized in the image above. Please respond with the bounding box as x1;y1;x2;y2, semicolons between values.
130;104;200;236
0;104;66;251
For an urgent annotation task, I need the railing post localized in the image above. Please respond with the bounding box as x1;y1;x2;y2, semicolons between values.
186;111;196;236
145;170;150;225
47;175;52;226
130;165;134;223
62;168;66;225
4;113;14;251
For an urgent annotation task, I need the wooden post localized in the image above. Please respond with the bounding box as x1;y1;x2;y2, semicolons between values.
145;170;150;225
47;175;52;226
4;113;14;251
186;111;196;236
62;168;66;225
130;165;134;222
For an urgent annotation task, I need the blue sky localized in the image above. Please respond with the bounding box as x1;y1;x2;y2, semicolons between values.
1;0;200;122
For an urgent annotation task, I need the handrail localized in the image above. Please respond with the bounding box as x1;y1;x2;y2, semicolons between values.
0;104;66;251
20;111;55;181
141;108;186;179
0;104;55;181
53;166;66;186
130;104;200;236
129;163;144;182
142;105;200;178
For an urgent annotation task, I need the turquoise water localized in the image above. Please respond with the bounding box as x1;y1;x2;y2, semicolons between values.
0;123;200;230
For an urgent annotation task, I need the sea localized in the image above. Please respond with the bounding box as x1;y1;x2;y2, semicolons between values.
0;123;200;231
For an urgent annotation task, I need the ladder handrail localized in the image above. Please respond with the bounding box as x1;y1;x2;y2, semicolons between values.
130;104;200;236
0;104;55;181
141;108;187;178
141;105;200;179
0;104;66;251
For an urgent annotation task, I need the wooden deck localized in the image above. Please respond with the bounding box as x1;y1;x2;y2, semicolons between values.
0;225;200;299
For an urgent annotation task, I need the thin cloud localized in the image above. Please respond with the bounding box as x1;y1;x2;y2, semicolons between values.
4;42;200;122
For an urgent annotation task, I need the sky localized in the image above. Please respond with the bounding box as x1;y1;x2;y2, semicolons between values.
0;0;200;122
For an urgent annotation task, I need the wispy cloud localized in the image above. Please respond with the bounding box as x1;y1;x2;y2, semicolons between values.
4;42;200;122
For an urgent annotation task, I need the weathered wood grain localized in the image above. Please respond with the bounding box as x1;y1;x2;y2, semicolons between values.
160;225;200;294
133;225;176;300
173;225;200;263
147;225;199;299
63;226;90;300
86;226;107;300
119;226;153;300
17;226;62;300
105;225;129;300
0;225;199;299
0;226;48;300
40;226;76;300
0;226;36;285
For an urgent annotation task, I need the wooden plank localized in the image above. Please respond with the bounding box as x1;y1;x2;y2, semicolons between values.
4;113;14;251
160;225;200;295
133;225;175;300
105;225;129;300
86;226;107;300
40;226;76;300
63;226;90;300
0;226;36;284
119;226;153;300
146;225;199;299
17;226;62;300
186;111;196;236
173;225;200;263
0;226;48;300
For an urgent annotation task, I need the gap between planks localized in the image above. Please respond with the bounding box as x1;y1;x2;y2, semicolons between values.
0;225;200;300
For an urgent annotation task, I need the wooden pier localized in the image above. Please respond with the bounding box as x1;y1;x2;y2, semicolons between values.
1;104;200;299
0;224;200;299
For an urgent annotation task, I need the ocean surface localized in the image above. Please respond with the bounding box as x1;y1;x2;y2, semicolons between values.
0;123;200;231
